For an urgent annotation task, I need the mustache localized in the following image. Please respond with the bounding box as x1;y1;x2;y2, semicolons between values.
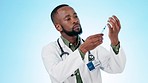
72;23;80;29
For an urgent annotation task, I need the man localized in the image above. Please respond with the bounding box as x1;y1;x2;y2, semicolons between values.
42;4;126;83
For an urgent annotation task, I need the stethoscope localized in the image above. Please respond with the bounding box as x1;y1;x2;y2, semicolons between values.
57;38;95;61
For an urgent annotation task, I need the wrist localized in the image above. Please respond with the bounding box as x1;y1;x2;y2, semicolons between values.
111;41;120;46
111;38;119;46
79;45;88;54
111;42;120;54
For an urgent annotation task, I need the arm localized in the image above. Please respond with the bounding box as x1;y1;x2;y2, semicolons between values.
108;15;121;46
99;15;126;73
41;43;83;82
96;45;126;73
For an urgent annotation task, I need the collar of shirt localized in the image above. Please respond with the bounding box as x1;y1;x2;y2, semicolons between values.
60;36;81;51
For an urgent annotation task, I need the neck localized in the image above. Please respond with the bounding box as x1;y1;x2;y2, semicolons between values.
61;34;78;45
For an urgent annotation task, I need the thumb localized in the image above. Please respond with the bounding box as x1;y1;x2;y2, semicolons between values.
107;23;113;33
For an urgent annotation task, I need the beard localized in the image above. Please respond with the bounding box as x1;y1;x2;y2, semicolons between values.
61;24;82;36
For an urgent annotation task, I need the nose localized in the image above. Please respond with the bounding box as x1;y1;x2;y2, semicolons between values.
72;17;79;24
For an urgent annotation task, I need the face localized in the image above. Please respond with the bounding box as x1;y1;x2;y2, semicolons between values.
55;6;82;36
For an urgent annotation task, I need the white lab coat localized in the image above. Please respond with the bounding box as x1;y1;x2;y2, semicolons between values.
42;37;126;83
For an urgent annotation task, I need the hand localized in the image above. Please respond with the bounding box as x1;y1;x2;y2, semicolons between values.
79;34;104;54
107;15;121;45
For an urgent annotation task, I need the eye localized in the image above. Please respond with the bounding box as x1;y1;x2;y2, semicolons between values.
74;15;78;18
66;17;71;21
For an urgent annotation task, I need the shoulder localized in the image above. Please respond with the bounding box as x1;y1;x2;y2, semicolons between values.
42;41;58;51
41;40;62;58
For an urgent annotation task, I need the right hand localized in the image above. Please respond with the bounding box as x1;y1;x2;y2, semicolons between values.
79;33;104;54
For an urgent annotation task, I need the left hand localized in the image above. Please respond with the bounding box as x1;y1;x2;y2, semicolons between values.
107;15;121;45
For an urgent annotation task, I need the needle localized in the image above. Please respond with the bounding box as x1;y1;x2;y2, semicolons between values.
101;25;106;33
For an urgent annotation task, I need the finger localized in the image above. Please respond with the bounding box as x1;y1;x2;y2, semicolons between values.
108;18;116;31
91;36;103;43
112;16;121;32
110;16;119;31
94;39;103;46
87;33;104;43
90;34;103;42
109;17;117;30
92;38;103;45
89;33;104;39
112;15;121;29
107;23;113;33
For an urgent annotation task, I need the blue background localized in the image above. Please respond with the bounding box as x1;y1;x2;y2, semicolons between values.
1;0;148;83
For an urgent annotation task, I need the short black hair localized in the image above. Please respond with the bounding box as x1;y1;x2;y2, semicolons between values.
51;4;69;24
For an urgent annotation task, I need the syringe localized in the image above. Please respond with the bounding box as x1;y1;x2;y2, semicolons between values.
101;25;107;33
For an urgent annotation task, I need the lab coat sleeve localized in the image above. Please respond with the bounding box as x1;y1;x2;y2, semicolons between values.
41;42;84;82
97;46;126;73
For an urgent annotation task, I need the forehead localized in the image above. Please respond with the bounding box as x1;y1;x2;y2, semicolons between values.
56;6;76;16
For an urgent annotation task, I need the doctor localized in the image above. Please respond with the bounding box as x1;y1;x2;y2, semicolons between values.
42;4;126;83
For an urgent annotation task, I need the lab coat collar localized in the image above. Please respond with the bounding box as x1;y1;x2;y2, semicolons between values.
58;36;84;49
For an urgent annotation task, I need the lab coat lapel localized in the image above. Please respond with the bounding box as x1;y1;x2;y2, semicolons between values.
59;37;73;53
59;37;92;83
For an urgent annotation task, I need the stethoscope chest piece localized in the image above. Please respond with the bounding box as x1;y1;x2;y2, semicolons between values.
57;38;95;61
88;51;95;61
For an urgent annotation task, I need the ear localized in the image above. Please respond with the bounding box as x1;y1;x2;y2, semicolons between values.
55;24;62;32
